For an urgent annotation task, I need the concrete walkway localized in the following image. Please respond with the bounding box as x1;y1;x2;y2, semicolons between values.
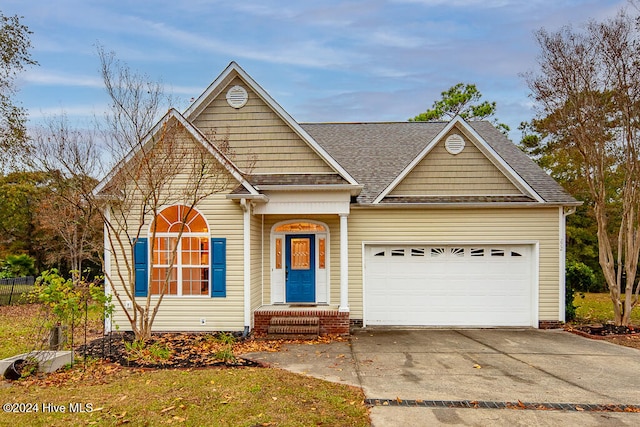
242;329;640;426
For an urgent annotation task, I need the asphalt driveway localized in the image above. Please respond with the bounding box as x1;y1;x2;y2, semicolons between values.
243;329;640;426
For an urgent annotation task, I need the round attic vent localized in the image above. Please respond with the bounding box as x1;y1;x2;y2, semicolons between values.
226;85;248;109
445;133;465;155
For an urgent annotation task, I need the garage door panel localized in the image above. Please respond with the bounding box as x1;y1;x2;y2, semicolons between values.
365;244;534;327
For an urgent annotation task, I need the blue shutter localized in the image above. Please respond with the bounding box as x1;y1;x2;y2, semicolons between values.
133;238;148;297
211;238;226;297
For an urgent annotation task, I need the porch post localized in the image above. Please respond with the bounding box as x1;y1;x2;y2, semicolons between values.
339;213;349;312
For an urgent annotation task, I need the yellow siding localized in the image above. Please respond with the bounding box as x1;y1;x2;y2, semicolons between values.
250;211;263;315
193;77;334;174
107;126;247;332
347;207;561;321
391;132;521;196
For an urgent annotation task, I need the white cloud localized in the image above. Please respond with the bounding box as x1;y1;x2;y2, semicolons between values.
22;70;103;88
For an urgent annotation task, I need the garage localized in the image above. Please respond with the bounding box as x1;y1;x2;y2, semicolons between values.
364;244;536;327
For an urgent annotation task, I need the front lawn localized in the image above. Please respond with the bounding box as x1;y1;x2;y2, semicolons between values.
573;292;640;325
0;364;368;427
0;304;370;426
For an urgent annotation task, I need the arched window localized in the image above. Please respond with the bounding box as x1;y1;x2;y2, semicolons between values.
150;205;210;296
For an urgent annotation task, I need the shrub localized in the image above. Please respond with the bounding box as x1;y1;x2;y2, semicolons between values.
565;261;597;321
566;260;597;293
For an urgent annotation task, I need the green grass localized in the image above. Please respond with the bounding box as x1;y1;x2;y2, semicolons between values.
573;292;640;324
0;284;34;305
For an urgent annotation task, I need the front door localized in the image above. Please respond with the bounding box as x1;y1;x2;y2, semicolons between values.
285;234;316;302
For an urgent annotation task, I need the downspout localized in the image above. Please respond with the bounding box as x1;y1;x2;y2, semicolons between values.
560;206;577;322
241;199;251;337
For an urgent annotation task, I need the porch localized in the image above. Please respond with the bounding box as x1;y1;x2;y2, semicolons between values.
253;305;350;337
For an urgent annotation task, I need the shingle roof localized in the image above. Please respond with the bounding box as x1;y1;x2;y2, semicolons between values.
301;121;578;205
246;174;349;186
381;195;537;204
301;122;446;203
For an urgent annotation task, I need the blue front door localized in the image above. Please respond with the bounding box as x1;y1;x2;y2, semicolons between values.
285;234;316;302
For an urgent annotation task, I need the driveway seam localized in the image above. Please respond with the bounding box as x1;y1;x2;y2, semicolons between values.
348;336;366;391
454;330;621;403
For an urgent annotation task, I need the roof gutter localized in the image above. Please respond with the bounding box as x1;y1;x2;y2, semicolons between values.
226;194;269;202
256;184;363;196
352;201;583;209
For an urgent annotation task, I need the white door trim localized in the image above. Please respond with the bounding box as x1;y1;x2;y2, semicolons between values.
361;240;539;327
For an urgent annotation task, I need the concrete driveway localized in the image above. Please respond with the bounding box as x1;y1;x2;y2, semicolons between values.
243;329;640;426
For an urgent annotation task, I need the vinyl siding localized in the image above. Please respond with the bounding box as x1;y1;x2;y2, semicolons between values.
391;132;521;196
107;127;247;332
347;207;561;322
193;77;334;174
250;211;263;315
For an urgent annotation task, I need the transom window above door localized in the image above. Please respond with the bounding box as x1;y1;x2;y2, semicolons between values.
275;222;326;232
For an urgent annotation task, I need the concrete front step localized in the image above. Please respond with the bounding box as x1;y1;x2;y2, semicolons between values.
267;325;320;335
270;316;320;326
265;334;320;340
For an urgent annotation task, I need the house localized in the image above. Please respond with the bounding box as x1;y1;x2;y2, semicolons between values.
99;62;580;336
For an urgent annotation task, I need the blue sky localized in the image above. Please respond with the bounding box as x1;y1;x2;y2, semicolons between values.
2;0;627;141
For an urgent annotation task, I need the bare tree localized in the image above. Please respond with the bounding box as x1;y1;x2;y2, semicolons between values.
28;117;104;282
93;48;234;340
29;48;235;341
527;10;640;326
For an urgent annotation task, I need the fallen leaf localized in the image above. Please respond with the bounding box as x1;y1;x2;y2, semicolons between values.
473;364;481;369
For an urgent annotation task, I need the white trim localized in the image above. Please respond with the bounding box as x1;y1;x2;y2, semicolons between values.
361;240;539;328
94;108;259;197
183;62;359;186
339;214;349;312
559;207;576;322
269;219;331;304
372;117;545;204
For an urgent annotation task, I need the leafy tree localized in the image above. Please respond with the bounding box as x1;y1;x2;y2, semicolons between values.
0;171;50;267
0;11;37;168
0;253;35;278
410;83;510;134
527;10;640;326
518;122;603;288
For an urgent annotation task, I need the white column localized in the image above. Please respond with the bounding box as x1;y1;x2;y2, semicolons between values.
339;213;349;312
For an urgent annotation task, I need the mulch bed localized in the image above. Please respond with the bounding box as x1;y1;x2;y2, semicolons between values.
571;323;638;336
77;332;260;369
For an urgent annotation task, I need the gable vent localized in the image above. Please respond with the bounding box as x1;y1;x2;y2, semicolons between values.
445;133;465;155
226;85;248;109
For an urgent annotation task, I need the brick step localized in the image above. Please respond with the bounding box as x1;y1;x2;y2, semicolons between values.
267;325;320;335
269;316;320;326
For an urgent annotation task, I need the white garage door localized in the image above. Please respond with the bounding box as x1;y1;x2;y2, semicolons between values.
364;244;535;327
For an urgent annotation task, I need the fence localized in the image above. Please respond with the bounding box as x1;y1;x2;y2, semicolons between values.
0;276;35;305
